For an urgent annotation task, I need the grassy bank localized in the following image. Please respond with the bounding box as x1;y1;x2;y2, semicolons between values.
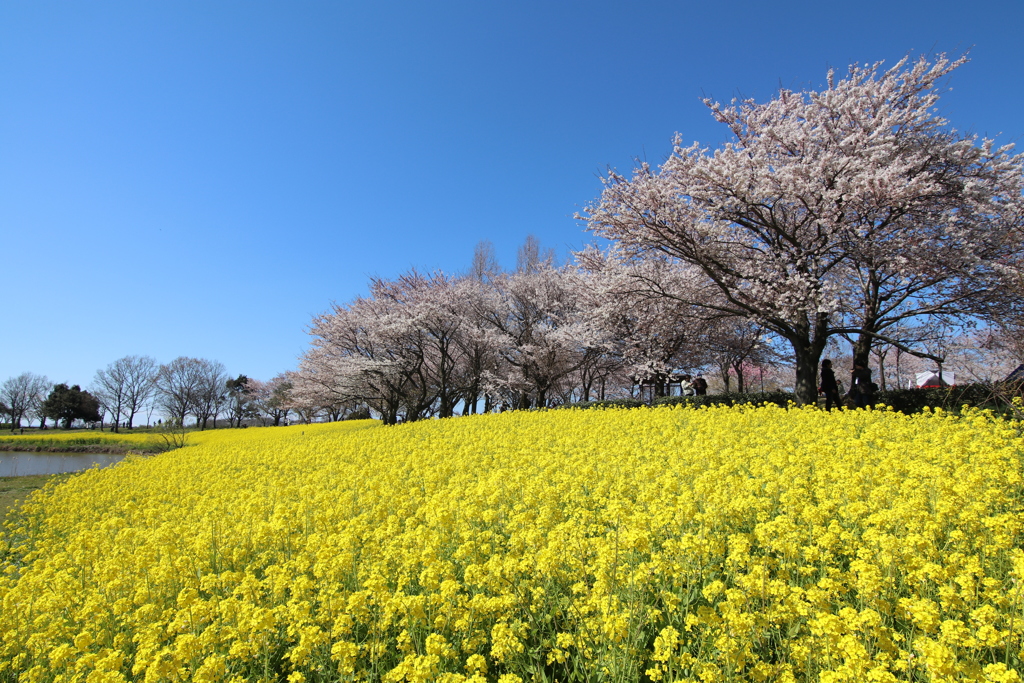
0;473;70;522
0;429;169;454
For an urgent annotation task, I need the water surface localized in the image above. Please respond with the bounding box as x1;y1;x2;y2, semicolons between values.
0;452;126;478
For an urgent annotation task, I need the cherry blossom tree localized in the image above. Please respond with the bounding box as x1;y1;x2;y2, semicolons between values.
288;366;363;422
477;264;600;409
453;275;504;413
303;283;432;425
304;267;512;422
582;54;1024;404
256;374;293;426
302;234;638;415
244;378;269;426
283;369;324;423
376;271;472;418
702;317;780;394
573;247;712;398
984;268;1024;371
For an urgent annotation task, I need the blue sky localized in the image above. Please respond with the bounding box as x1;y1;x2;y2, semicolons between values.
2;0;1022;388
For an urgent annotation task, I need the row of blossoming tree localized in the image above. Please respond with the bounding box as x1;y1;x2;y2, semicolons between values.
299;54;1024;419
296;240;793;425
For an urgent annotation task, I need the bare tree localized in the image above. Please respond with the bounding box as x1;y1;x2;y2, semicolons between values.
155;357;205;426
516;234;556;273
1;373;50;431
155;357;227;429
25;376;54;428
192;359;228;430
470;240;501;283
121;356;157;429
93;355;157;432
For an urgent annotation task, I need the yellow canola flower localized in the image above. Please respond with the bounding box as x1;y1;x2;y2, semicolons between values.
1;407;1023;682
0;428;163;445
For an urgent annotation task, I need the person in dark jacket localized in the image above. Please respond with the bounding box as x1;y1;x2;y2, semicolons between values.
819;359;841;410
849;362;873;408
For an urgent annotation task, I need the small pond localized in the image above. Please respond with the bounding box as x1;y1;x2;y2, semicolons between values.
0;452;126;478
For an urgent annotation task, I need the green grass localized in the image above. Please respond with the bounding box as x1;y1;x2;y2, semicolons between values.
0;473;70;521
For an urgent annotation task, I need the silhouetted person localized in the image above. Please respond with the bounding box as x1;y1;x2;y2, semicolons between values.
819;359;841;410
850;362;873;408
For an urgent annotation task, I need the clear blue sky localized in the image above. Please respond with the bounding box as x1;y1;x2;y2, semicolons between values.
2;0;1021;387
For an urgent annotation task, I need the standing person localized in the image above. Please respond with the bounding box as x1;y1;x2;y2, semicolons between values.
693;374;708;396
819;359;841;411
680;375;695;397
849;362;873;408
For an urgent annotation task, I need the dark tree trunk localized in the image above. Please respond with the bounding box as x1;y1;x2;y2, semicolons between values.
852;331;872;371
732;361;745;393
791;338;828;405
439;395;454;419
853;270;881;370
654;374;666;398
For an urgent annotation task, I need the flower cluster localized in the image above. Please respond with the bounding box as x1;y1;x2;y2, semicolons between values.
2;406;1022;682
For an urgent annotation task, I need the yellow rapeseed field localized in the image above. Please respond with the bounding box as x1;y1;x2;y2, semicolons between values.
1;405;1022;683
0;431;154;444
0;429;166;453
